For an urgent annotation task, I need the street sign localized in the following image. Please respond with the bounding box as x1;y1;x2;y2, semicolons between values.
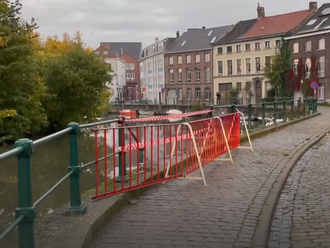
142;87;146;92
310;81;319;90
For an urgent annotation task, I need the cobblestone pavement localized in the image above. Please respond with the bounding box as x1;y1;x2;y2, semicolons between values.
268;133;330;248
91;108;330;248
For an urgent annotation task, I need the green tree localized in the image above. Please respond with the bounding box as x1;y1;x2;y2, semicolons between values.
264;37;294;98
0;0;47;141
42;45;111;128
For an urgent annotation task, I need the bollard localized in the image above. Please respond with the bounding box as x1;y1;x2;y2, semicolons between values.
298;98;301;118
116;116;129;183
283;100;287;122
290;100;294;120
66;122;86;215
262;102;266;127
14;139;35;248
273;101;277;124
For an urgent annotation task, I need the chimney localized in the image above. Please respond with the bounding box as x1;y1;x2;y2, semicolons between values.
155;37;159;43
176;31;180;38
120;47;123;55
309;1;317;11
202;26;205;29
257;3;265;18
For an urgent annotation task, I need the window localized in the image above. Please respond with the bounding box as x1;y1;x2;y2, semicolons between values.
265;56;271;67
186;89;192;100
205;88;211;100
293;43;299;53
255;42;260;50
129;63;134;70
293;59;298;74
245;44;251;51
227;60;233;75
255;57;261;73
178;68;182;82
275;40;281;48
131;73;135;79
205;67;210;83
94;51;99;54
186;55;191;63
211;36;217;43
196;68;201;81
265;41;270;49
318;86;325;100
103;51;108;55
246;82;251;91
318;56;325;77
196;88;201;100
226;46;233;53
236;82;242;93
177;56;182;64
304;41;311;51
204;53;210;62
169;69;174;82
217;47;223;54
181;40;187;46
236;45;241;52
178;88;183;100
217;61;223;75
246;58;251;73
318;38;325;50
305;58;311;78
126;73;130;79
195;54;200;63
187;68;191;82
236;59;242;74
207;30;213;36
169;56;173;64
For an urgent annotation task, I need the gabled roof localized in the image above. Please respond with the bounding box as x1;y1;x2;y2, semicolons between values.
100;42;142;60
94;45;118;59
214;19;257;45
239;10;312;40
165;25;232;53
293;3;330;35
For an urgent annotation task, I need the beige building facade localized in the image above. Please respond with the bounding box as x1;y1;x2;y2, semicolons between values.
212;37;281;103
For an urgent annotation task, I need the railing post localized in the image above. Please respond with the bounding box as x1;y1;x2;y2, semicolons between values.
290;100;294;120
231;104;235;113
298;98;301;118
314;98;318;113
273;101;277;124
303;99;306;116
116;117;128;183
283;100;286;122
14;138;35;248
248;103;252;131
262;102;266;127
66;122;86;215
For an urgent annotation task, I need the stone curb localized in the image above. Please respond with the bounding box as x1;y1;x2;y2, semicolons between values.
77;113;321;248
252;124;330;248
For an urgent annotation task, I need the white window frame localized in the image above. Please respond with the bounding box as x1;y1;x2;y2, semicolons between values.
318;56;325;77
169;56;173;65
318;86;324;100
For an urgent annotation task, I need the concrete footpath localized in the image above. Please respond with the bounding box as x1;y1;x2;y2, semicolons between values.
269;130;330;248
90;107;330;248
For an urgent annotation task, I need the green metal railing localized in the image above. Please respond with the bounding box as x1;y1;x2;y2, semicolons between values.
0;118;120;248
0;97;318;247
213;97;318;132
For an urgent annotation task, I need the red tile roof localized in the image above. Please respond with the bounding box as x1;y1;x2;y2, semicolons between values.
239;10;312;39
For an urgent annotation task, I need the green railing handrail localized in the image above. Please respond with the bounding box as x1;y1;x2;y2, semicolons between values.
0;118;119;248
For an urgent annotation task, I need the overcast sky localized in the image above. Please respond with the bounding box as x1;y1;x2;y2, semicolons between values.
21;0;327;49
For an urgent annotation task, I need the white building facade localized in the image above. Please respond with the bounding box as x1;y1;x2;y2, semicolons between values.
104;57;126;102
140;37;175;103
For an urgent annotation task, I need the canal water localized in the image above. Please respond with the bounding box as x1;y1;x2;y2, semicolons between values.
0;114;206;247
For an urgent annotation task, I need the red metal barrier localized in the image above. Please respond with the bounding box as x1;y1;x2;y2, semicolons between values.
91;113;243;200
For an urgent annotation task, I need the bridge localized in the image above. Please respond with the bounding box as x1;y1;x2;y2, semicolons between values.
1;98;328;248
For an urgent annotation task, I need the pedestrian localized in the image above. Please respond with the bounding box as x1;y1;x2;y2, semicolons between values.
216;92;221;105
